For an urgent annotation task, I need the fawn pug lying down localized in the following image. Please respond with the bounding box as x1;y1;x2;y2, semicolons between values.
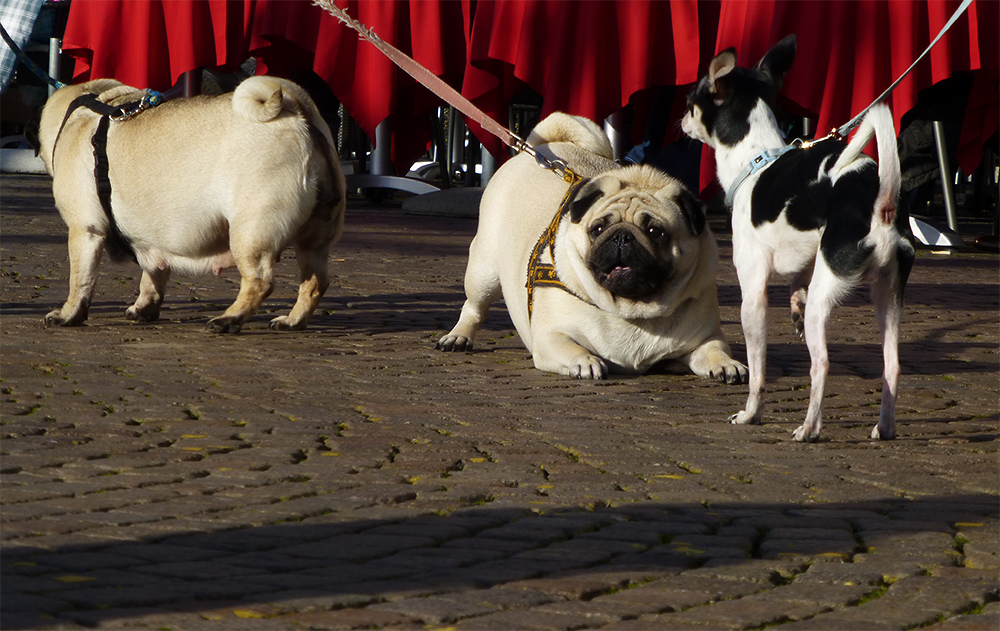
438;112;747;384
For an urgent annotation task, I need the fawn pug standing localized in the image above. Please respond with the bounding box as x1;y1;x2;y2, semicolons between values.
682;35;915;441
35;76;345;333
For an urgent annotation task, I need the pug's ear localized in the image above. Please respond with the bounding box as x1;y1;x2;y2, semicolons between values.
675;188;707;237
24;116;41;156
567;176;621;224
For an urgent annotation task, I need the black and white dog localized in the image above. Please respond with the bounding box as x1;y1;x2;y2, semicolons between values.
682;35;915;442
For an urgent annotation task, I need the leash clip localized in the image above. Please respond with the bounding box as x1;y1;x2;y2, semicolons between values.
111;90;165;122
512;133;582;184
800;128;843;149
533;149;581;184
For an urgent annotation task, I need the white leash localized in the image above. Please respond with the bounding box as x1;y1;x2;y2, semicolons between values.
836;0;974;137
727;0;975;207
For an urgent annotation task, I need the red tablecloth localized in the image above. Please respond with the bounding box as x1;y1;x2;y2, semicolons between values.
62;0;258;91
59;0;996;187
461;0;719;160
250;0;470;174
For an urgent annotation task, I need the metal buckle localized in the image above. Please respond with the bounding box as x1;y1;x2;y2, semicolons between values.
110;91;164;122
515;135;582;184
800;129;843;149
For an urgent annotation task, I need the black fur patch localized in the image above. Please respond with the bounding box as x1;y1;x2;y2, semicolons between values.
685;35;796;148
675;188;707;236
755;35;797;89
685;69;778;147
686;70;777;148
820;163;880;277
567;179;604;224
588;226;668;300
751;139;844;230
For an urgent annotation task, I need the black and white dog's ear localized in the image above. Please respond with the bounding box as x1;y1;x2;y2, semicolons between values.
675;188;707;237
708;48;737;105
755;34;796;89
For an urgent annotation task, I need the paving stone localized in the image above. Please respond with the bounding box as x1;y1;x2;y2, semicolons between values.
747;580;873;607
272;607;422;630
663;598;823;628
455;609;597;630
923;602;1000;631
595;614;711;630
590;585;717;613
368;587;556;625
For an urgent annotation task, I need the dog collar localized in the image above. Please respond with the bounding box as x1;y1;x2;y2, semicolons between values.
525;174;590;322
725;144;798;207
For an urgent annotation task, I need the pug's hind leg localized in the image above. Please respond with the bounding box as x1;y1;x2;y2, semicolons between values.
46;225;105;327
270;245;330;331
126;267;171;322
437;254;500;352
207;246;274;334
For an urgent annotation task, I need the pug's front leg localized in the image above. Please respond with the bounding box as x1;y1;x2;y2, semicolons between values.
533;332;608;379
436;267;501;352
685;337;748;384
436;299;487;352
46;226;105;327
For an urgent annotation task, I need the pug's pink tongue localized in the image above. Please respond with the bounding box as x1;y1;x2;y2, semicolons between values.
608;266;632;280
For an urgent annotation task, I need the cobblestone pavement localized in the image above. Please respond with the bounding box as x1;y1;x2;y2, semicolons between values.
1;173;997;630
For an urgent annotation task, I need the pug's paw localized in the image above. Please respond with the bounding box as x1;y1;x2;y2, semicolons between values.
44;309;85;327
436;334;473;352
269;315;306;331
125;305;160;322
206;316;243;334
710;359;748;385
567;355;608;380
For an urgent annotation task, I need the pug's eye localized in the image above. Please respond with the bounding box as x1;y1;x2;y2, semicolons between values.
647;226;665;240
588;224;605;240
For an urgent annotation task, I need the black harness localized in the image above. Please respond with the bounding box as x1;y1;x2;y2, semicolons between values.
52;91;165;263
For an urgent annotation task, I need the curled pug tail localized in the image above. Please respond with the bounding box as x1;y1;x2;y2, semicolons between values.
232;76;284;122
527;112;614;160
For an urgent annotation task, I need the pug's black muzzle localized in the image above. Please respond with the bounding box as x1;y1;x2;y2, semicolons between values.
588;225;669;300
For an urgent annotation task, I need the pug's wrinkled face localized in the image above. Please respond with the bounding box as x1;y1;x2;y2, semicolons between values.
565;167;707;303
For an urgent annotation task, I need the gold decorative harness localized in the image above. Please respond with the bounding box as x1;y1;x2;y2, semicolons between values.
525;171;587;321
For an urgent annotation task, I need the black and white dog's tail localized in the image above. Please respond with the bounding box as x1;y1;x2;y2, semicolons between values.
831;104;900;225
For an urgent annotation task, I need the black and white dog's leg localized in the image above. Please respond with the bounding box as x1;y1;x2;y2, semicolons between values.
789;263;813;340
869;265;906;440
732;260;770;425
793;258;841;442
